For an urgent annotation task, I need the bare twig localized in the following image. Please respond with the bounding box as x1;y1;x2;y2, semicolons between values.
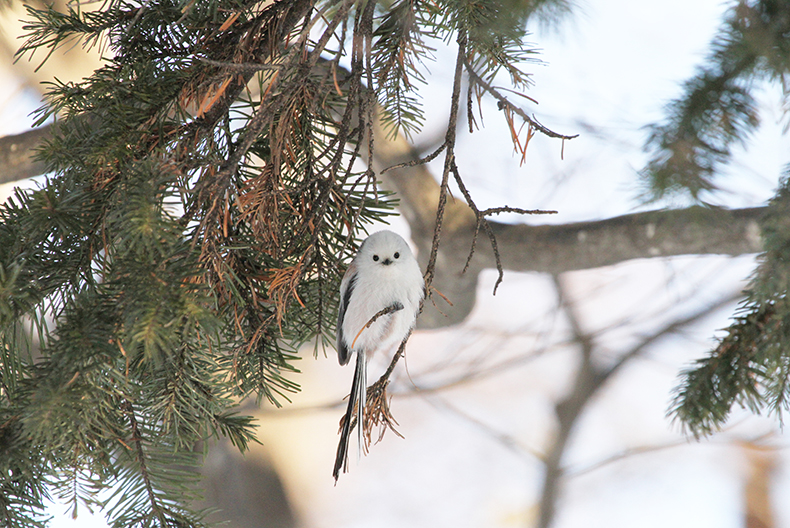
362;328;413;443
380;142;447;173
450;162;557;293
350;302;404;349
423;32;468;291
463;58;578;141
481;206;558;216
424;393;544;460
449;162;503;287
196;56;282;72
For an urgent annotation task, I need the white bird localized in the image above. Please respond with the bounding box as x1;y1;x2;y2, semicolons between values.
333;230;424;480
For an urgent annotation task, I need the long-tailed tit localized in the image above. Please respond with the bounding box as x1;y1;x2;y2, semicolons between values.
333;230;424;480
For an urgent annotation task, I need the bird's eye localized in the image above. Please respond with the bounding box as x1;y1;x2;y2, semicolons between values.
373;255;379;262
394;252;400;259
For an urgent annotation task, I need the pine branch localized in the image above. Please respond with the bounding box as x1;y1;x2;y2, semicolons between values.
671;173;790;435
641;0;790;200
123;401;167;527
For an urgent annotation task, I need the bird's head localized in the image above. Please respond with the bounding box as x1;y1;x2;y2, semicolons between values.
356;230;414;271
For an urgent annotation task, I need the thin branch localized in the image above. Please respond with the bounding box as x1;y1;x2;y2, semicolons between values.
362;328;413;442
481;206;557;216
463;58;578;141
451;162;559;293
196;56;282;72
380;141;447;173
450;161;505;289
566;429;787;479
423;33;467;291
424;393;544;461
380;327;413;382
350;302;404;349
122;400;166;527
599;289;743;388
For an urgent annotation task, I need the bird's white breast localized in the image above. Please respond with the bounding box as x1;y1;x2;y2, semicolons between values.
341;263;423;357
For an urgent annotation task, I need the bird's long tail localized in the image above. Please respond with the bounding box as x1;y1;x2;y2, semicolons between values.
333;349;366;482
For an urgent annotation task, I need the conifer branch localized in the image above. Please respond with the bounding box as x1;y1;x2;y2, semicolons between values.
122;400;167;527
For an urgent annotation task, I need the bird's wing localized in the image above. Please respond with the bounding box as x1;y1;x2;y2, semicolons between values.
337;263;358;365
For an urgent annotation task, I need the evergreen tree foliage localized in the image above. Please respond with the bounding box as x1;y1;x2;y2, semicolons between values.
641;0;790;434
642;0;790;201
671;170;790;435
0;0;564;525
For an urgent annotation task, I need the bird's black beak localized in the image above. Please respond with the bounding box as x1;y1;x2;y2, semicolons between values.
382;258;392;265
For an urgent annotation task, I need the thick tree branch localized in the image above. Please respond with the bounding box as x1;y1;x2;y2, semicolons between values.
0;126;51;184
2;125;765;270
488;205;763;273
373;124;763;325
1;122;764;327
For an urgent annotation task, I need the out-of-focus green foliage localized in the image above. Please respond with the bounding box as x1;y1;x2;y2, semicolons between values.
672;170;790;435
642;0;790;202
645;0;790;436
